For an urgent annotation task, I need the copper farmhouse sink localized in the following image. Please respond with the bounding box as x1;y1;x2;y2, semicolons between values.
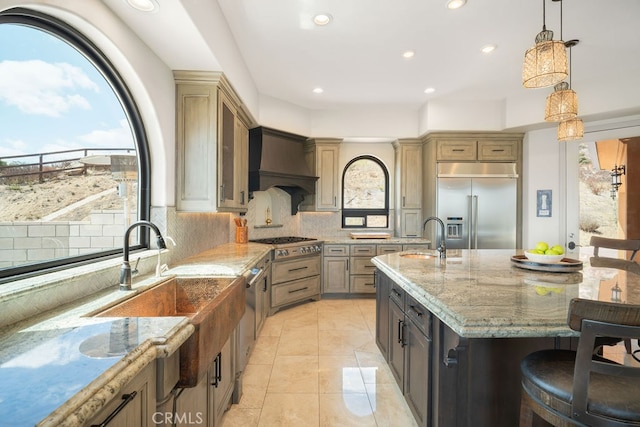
95;276;245;387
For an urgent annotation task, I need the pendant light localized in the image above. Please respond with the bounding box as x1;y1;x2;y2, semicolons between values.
522;0;568;88
556;39;584;141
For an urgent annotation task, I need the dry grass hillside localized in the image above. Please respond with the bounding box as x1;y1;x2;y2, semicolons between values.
0;169;124;221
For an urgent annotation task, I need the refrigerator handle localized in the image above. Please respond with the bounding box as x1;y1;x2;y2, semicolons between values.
467;195;472;249
473;195;478;249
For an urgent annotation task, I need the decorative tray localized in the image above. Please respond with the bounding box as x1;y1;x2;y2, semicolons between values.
510;254;583;272
349;232;391;239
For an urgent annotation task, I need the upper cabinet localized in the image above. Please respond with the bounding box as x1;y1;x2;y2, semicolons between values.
436;136;519;162
302;139;341;211
393;139;422;237
174;71;253;213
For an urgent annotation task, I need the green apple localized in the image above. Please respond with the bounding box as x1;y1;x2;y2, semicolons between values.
550;245;564;255
535;241;549;252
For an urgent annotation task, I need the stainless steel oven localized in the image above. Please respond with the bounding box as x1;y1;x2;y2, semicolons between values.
249;237;322;315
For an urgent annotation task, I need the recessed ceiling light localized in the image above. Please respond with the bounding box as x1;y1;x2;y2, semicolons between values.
313;87;324;94
481;44;496;54
125;0;158;12
446;0;467;10
402;51;415;59
424;87;436;94
313;14;332;26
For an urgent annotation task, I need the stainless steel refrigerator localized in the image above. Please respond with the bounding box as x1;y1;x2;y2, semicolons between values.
437;162;518;249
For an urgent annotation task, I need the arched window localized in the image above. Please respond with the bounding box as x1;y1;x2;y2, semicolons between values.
0;8;150;282
342;155;389;228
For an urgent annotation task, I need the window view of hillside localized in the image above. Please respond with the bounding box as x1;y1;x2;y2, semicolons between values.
0;22;137;272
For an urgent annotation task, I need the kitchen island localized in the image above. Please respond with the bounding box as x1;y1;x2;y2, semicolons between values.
372;249;640;427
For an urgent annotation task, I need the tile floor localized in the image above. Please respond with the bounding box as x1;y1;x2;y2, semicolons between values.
220;298;418;427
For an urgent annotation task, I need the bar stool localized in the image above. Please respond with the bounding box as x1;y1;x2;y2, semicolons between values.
519;298;640;426
590;236;640;261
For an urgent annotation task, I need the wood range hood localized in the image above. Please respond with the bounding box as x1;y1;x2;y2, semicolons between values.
248;126;318;214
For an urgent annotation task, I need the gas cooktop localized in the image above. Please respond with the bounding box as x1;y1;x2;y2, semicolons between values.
250;236;317;245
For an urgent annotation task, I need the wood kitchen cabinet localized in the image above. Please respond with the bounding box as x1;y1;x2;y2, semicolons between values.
349;244;377;294
174;71;253;213
322;244;349;293
84;362;155;427
209;334;235;427
302;138;341;211
378;271;432;427
421;132;524;229
393;139;423;237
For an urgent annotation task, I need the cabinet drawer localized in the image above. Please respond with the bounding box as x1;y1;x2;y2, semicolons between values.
477;140;518;161
350;275;376;293
389;282;405;309
350;245;376;256
437;140;476;161
406;294;431;337
351;257;376;275
272;256;321;283
324;244;349;256
272;276;320;307
376;244;402;255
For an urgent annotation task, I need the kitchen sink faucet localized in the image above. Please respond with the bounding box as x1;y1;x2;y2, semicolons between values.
423;216;447;259
120;220;167;291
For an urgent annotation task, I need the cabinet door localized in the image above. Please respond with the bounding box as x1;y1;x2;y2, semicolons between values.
172;372;208;427
323;256;349;293
477;140;518;161
175;82;217;212
388;300;405;390
85;363;155;427
375;271;390;359
218;91;236;209
235;119;249;208
401;210;422;238
404;319;431;427
437;140;477;161
209;335;235;427
400;144;422;209
316;145;340;210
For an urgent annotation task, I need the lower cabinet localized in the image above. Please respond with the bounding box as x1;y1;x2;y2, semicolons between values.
85;362;155;427
171;333;235;427
377;270;432;427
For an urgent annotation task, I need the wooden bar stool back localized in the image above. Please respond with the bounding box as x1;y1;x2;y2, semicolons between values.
590;236;640;261
520;298;640;426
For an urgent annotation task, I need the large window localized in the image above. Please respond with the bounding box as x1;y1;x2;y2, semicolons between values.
0;9;150;282
342;155;389;228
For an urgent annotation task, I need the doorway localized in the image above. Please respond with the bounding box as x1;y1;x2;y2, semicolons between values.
565;135;639;259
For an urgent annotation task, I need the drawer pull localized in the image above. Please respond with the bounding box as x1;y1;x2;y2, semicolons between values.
329;249;343;253
364;283;374;286
409;305;424;317
288;266;308;273
491;149;505;152
288;286;309;294
392;289;402;297
452;149;465;152
365;265;376;269
398;319;406;347
91;391;137;427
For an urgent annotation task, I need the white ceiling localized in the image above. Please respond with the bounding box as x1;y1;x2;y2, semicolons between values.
104;0;640;121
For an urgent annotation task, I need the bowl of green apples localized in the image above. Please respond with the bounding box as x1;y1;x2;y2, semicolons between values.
524;242;565;263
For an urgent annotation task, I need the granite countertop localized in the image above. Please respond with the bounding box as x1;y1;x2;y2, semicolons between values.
372;249;640;339
0;242;272;426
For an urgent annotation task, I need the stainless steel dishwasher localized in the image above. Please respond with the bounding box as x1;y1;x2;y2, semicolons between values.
233;254;269;403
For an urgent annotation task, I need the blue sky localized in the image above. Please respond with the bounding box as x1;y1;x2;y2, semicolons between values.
0;24;134;161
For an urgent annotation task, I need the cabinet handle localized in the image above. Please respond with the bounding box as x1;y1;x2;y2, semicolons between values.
288;266;308;273
452;149;465;152
392;289;401;298
346;259;349;271
211;352;222;388
365;265;375;269
491;149;505;152
288;286;309;294
220;184;225;202
240;190;245;205
263;276;268;293
402;196;406;207
409;305;424;317
364;283;374;286
398;319;406;348
91;391;137;427
334;196;337;207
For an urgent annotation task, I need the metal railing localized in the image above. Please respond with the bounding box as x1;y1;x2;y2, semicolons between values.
0;148;135;183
